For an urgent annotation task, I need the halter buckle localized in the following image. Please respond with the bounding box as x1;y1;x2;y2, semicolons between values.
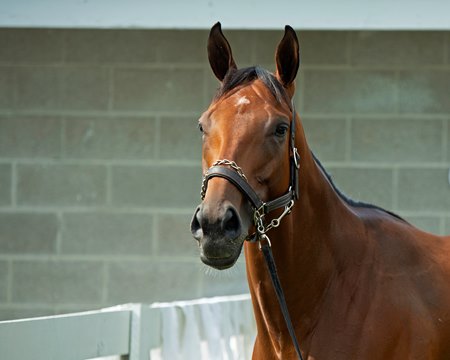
293;147;300;169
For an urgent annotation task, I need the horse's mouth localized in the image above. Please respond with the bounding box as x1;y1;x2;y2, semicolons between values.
200;254;238;270
200;240;244;270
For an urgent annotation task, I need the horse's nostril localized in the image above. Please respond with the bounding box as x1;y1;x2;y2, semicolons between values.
190;207;203;240
191;204;242;242
222;207;241;239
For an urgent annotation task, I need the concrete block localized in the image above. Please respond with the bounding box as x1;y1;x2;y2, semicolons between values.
0;307;55;321
302;118;347;161
295;68;305;112
399;70;450;114
64;29;158;63
158;30;208;63
64;116;156;159
159;116;202;160
0;213;58;254
0;67;15;110
12;260;103;303
447;33;450;64
226;30;256;66
15;66;63;110
351;118;443;163
61;212;153;255
107;260;201;303
15;66;109;111
0;115;62;158
0;164;11;206
112;165;201;208
0;261;7;302
0;29;63;63
60;67;110;111
113;68;205;112
303;70;397;114
351;31;445;66
54;305;101;315
300;31;349;65
327;166;394;210
447;120;450;161
253;31;279;66
398;168;450;211
205;72;222;103
405;216;442;235
157;213;198;256
17;164;107;206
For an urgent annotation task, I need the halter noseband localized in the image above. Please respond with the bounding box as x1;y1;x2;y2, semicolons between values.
200;104;300;243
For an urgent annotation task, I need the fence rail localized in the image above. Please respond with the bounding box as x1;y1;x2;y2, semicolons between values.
0;294;255;360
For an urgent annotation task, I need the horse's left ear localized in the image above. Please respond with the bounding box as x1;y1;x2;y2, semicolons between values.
275;25;300;92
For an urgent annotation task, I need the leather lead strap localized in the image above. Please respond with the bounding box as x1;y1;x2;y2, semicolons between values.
261;242;304;360
264;192;294;213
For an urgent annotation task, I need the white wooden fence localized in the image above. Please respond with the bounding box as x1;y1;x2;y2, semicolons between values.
0;294;255;360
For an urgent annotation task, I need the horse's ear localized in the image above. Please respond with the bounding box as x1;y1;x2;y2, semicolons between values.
275;25;300;90
207;22;237;82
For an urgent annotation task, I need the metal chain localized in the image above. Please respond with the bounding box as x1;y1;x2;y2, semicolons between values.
254;200;294;244
211;159;248;181
200;159;248;200
200;177;208;200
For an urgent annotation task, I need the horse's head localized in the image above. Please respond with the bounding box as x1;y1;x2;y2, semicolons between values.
191;23;300;270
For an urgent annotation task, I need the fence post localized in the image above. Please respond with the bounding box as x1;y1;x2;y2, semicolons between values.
125;304;160;360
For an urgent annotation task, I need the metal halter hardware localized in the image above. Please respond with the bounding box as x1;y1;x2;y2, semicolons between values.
254;199;294;247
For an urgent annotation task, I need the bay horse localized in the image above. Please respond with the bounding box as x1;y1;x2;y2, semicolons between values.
191;22;450;359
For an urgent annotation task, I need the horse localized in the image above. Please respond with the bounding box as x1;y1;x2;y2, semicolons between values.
190;22;450;359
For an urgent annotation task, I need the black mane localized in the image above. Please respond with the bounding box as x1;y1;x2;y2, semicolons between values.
312;153;407;222
214;65;407;223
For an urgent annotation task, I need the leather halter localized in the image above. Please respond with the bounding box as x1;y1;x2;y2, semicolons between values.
199;103;304;360
201;104;300;237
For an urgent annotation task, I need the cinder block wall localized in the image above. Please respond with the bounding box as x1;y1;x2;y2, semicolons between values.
0;29;449;320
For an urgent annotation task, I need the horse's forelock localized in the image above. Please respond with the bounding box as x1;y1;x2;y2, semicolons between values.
215;66;290;106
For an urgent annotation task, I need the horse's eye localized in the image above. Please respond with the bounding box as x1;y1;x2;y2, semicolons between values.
275;124;289;137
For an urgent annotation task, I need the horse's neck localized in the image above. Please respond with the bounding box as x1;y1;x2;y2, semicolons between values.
244;149;364;341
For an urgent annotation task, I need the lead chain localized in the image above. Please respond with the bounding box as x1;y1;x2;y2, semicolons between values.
254;200;294;246
211;159;248;181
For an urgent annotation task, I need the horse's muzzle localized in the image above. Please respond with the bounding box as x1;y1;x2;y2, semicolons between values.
191;201;244;269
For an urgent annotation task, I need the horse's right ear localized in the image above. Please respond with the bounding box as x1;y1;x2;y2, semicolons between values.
207;22;237;82
275;25;300;92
